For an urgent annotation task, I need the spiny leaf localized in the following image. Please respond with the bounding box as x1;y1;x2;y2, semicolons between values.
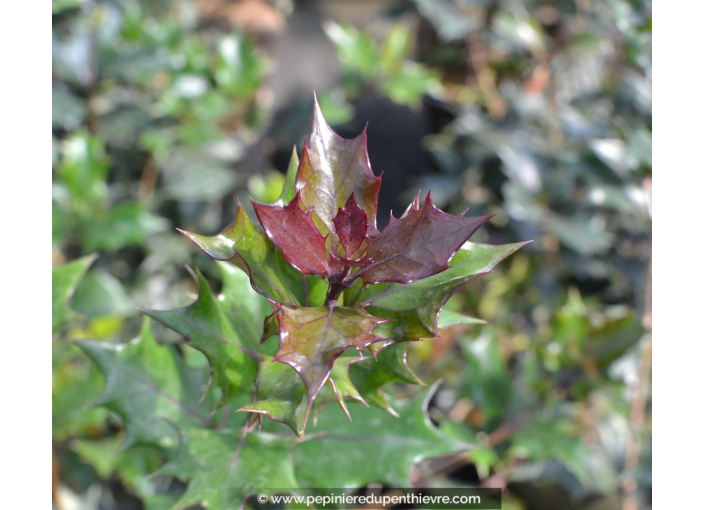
157;427;298;510
238;355;309;438
296;95;381;237
294;385;470;488
349;342;423;415
273;305;387;419
325;357;368;419
179;201;314;306
240;355;370;438
332;193;368;258
145;268;258;408
53;254;96;334
355;193;492;285
77;318;216;451
252;192;330;279
358;242;531;341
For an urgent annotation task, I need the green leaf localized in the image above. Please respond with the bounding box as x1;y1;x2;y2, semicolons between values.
53;342;108;440
240;355;371;438
57;131;110;208
77;318;216;450
83;202;168;252
276;147;299;205
180;201;314;305
349;342;423;415
323;22;378;78
294;386;469;488
359;242;530;341
510;416;592;484
460;331;512;422
325;357;368;419
238;355;309;438
157;427;298;510
70;270;135;318
145;268;259;408
53;254;96;334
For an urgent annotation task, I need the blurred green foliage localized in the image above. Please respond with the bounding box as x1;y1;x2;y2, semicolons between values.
53;0;651;509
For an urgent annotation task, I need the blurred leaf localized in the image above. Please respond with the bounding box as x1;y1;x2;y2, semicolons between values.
53;254;96;334
412;0;483;41
83;202;168;252
52;85;88;130
70;270;135;317
53;342;108;439
53;0;88;13
323;22;377;78
157;428;298;510
215;33;264;99
460;331;512;422
78;318;216;450
294;387;468;487
511;417;592;485
57;131;110;208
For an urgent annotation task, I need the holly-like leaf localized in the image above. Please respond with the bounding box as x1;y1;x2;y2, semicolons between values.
273;305;387;417
332;193;368;258
179;201;315;306
296;96;381;237
77;318;216;450
240;355;370;438
157;427;298;510
145;268;258;408
349;342;423;415
252;192;330;279
293;385;469;488
53;254;96;334
325;357;368;419
358;242;531;342
355;193;492;285
238;355;309;438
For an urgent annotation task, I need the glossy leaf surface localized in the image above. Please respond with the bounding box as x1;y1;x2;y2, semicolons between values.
179;202;311;305
145;268;258;408
238;355;309;438
349;342;423;415
296;98;381;236
253;192;330;278
356;194;492;285
359;242;530;341
274;305;387;414
332;193;368;257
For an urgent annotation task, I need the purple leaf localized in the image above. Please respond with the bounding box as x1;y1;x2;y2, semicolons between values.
253;192;330;279
355;193;493;285
332;193;368;258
